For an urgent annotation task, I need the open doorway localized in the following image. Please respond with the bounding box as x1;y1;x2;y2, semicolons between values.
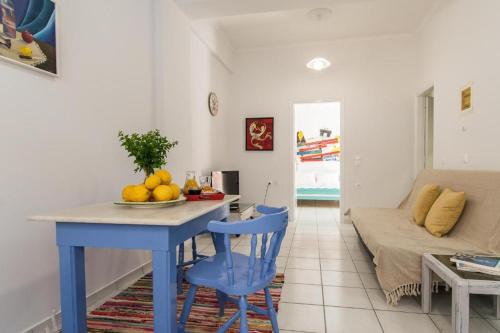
293;102;341;211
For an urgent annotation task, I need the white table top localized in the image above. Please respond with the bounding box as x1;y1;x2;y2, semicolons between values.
29;195;240;226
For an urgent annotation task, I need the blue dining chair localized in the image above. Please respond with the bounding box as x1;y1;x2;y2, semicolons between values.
176;204;274;294
176;234;212;294
256;204;287;215
178;205;288;333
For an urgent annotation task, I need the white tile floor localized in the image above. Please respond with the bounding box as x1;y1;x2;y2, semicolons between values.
193;202;500;332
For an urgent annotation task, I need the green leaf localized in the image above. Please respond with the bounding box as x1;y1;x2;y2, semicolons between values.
118;129;178;176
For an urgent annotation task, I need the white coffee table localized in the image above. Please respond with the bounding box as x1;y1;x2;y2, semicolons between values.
422;253;500;333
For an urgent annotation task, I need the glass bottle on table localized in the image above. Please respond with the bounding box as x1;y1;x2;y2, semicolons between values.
199;175;213;193
183;171;200;195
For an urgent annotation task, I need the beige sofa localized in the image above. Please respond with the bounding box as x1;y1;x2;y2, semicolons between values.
351;169;500;304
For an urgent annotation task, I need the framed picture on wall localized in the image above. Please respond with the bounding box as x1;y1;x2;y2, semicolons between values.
461;83;473;113
245;117;274;151
0;0;58;75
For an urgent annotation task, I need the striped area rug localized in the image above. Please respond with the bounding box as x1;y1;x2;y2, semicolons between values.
87;273;285;333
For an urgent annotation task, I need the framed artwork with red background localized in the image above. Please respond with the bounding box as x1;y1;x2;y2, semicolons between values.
245;117;274;151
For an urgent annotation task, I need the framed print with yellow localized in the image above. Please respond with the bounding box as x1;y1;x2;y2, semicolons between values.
461;84;472;112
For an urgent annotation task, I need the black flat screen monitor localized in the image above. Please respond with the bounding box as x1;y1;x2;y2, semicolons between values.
212;171;239;195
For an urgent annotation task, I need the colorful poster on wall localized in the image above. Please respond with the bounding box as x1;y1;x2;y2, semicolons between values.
0;0;57;75
246;117;274;151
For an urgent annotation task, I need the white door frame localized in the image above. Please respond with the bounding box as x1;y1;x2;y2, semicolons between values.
414;87;434;177
289;99;346;222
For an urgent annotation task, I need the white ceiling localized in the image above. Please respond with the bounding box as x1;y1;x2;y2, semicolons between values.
175;0;440;50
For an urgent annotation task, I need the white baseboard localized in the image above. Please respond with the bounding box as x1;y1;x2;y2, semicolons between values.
23;260;152;333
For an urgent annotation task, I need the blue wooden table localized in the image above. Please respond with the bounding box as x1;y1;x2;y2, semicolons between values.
30;195;240;333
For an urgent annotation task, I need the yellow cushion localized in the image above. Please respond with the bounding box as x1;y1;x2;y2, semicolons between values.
425;188;466;237
412;184;441;226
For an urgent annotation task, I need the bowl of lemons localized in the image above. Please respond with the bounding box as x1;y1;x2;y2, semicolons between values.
115;169;186;208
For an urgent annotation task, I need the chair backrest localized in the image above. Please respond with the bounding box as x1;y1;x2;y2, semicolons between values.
207;205;288;287
256;205;286;215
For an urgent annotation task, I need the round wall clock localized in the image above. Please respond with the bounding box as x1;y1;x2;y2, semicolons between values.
208;92;219;116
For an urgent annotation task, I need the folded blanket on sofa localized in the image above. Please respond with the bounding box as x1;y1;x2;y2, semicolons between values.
351;169;500;305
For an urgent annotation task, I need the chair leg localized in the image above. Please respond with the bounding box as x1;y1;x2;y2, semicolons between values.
216;290;227;317
178;243;185;264
216;310;242;333
239;295;249;333
177;243;185;295
178;284;197;333
191;236;198;260
265;287;279;333
495;295;500;319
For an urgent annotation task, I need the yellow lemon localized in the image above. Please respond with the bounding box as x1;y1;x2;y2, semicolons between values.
122;184;135;202
129;185;150;202
153;185;173;202
19;46;32;58
169;183;181;200
144;174;162;190
155;169;172;185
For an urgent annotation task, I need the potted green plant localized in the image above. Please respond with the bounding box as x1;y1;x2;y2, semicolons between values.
118;129;178;177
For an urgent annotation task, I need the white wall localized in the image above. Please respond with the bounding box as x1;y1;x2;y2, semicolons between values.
416;0;500;170
191;20;235;71
294;102;341;140
0;0;234;331
153;0;233;184
0;1;154;331
228;36;417;219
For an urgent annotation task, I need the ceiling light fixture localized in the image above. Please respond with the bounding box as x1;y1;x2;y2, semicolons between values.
306;57;331;71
